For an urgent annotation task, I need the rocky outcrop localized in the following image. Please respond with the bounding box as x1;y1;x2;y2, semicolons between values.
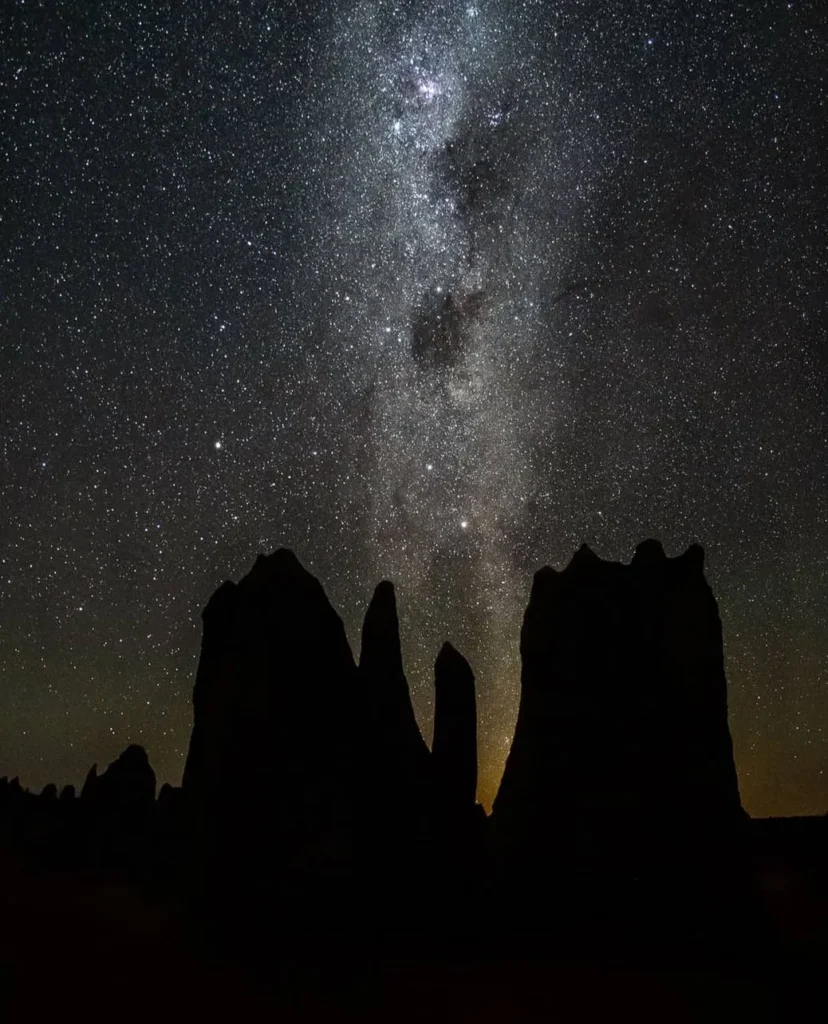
182;549;360;880
81;745;156;810
491;541;743;871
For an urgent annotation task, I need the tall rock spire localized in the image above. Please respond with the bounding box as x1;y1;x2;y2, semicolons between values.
182;548;359;881
432;642;478;811
360;580;405;680
359;580;431;792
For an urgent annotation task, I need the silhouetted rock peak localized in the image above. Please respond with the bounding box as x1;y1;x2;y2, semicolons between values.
569;542;601;569
432;642;478;808
60;784;76;802
40;783;57;801
358;580;432;843
83;745;156;808
183;548;359;874
118;744;152;769
632;537;667;565
158;782;180;808
241;547;322;597
360;580;404;680
435;641;468;674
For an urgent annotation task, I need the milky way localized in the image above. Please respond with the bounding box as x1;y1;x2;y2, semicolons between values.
1;1;825;813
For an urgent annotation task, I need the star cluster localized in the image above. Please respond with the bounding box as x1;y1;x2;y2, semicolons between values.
1;1;825;814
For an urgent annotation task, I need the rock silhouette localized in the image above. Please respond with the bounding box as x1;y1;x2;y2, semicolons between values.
359;580;431;800
491;541;742;869
179;550;490;933
429;642;485;931
488;541;753;949
432;642;478;812
157;782;179;809
81;745;156;810
182;548;360;892
358;580;432;864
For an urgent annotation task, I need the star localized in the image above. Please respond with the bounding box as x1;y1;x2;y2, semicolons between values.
0;0;822;820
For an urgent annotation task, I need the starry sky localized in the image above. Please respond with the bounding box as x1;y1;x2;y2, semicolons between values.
1;0;825;816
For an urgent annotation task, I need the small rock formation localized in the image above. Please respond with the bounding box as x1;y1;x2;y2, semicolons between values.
491;541;743;872
59;784;76;802
157;782;179;809
40;783;58;801
81;746;156;810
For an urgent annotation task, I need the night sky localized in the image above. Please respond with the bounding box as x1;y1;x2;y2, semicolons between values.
2;1;825;816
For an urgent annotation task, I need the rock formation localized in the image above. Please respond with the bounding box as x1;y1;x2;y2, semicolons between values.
180;550;488;930
157;782;179;809
491;541;743;872
81;745;156;809
358;580;431;828
426;642;486;937
182;549;360;881
432;642;478;813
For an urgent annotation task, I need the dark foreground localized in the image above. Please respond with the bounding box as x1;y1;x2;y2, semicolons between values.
2;817;827;1022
